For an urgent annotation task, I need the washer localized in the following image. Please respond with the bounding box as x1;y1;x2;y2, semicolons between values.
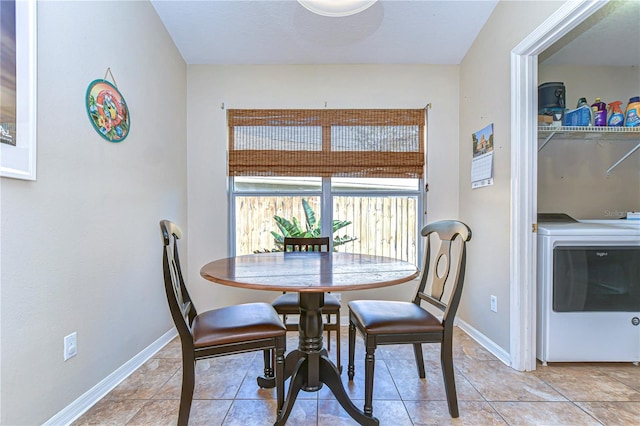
537;217;640;363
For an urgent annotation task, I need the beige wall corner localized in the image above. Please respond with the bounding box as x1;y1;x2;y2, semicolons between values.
457;0;564;354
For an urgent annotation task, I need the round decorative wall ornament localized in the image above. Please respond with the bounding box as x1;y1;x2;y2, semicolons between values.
86;79;130;142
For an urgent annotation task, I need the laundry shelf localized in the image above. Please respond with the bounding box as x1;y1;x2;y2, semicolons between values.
537;126;640;175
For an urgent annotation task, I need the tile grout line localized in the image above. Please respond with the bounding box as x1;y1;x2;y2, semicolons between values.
453;358;513;425
534;372;607;426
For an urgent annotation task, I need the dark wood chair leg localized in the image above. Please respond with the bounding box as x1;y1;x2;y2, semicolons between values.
262;349;273;379
318;355;380;425
335;313;341;373
326;313;332;352
179;354;195;426
275;338;286;414
440;340;459;418
364;344;376;417
413;343;426;378
348;322;356;380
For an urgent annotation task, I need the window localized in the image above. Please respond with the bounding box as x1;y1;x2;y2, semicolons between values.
228;109;425;264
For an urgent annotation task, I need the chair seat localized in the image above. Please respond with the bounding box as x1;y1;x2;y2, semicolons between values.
349;300;443;335
272;292;341;315
192;302;286;348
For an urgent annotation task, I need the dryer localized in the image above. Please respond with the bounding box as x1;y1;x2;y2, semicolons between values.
537;217;640;363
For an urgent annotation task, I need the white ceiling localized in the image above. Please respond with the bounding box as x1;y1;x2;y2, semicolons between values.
150;0;499;65
150;0;639;67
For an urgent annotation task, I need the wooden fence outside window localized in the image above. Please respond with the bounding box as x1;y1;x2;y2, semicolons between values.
235;195;418;264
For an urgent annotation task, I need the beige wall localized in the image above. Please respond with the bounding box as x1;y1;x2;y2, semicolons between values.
185;65;461;310
0;1;187;424
458;1;564;352
538;65;640;218
0;1;601;422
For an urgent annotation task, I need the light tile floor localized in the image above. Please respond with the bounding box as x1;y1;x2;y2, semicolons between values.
73;327;640;425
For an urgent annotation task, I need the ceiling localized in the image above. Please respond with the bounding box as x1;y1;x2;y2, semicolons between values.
151;0;639;67
150;0;499;65
540;0;640;67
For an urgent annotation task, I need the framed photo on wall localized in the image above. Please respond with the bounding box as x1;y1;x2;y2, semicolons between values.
1;0;37;180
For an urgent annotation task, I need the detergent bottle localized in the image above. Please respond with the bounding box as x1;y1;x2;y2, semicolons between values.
625;96;640;127
591;98;607;126
607;101;624;127
580;98;593;125
563;97;592;126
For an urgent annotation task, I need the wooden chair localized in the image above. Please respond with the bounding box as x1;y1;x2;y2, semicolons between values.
271;236;343;371
281;237;331;253
347;220;472;418
160;220;287;426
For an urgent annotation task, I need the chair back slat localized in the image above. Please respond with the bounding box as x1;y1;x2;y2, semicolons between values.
430;239;452;300
413;220;472;325
283;237;330;252
160;220;197;340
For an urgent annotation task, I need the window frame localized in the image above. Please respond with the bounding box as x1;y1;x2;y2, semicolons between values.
227;108;427;266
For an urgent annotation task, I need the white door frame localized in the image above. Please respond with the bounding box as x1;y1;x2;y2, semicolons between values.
509;0;608;371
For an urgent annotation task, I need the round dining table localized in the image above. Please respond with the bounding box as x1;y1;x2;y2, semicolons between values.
200;251;419;426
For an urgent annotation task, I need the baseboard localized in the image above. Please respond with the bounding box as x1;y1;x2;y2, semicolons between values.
43;328;178;426
343;315;511;366
455;318;511;366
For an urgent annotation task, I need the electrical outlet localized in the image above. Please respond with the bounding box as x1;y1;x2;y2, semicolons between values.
64;332;77;361
490;295;497;313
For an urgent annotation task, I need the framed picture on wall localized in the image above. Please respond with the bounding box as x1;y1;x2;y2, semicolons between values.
1;0;37;180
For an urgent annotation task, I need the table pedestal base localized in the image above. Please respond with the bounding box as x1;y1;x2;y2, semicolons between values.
274;349;378;426
260;293;379;426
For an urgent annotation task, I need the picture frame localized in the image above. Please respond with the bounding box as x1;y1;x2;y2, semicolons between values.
1;0;37;180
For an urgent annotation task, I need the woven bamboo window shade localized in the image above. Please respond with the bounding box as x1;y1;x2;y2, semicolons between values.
228;109;425;178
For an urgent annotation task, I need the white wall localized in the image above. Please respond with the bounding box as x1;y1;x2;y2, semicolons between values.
538;65;640;218
0;1;187;424
458;1;564;352
186;65;461;310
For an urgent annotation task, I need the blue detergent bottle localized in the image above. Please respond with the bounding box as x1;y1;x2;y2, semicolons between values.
578;98;592;125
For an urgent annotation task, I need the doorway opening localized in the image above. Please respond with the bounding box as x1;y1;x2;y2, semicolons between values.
509;0;608;371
